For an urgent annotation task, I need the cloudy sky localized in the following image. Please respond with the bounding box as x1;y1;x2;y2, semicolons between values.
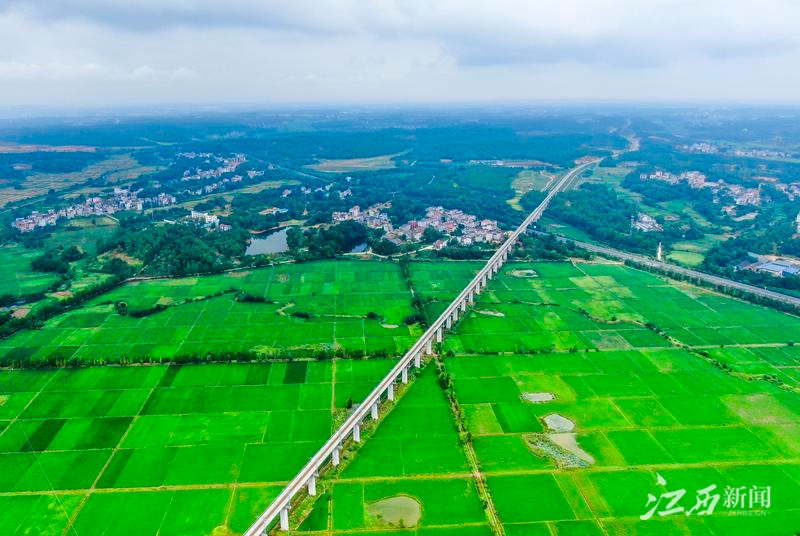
1;0;799;108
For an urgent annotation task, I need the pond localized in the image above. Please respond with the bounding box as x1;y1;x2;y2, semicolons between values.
245;228;289;255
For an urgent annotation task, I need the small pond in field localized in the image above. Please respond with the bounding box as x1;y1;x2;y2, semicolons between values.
366;495;422;527
245;228;289;255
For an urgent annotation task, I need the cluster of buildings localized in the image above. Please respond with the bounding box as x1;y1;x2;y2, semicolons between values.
726;185;761;207
676;144;793;160
12;189;176;232
772;182;800;201
281;182;336;198
187;210;231;232
732;148;791;159
639;170;762;206
333;203;392;231
180;153;247;181
401;206;504;246
176;151;213;159
11;151;266;234
301;183;335;196
331;203;505;248
740;256;800;278
677;143;720;154
640;170;709;188
183;174;243;197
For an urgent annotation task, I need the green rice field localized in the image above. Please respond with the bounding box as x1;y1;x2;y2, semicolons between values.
408;261;483;321
2;259;799;535
447;349;800;535
0;260;420;364
437;262;800;384
0;359;394;535
290;260;800;535
297;367;492;535
0;244;58;297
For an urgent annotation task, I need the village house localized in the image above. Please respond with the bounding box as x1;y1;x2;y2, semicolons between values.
633;213;663;233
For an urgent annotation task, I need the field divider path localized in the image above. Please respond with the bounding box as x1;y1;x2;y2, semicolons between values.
244;159;600;535
63;382;158;536
434;353;505;536
0;371;80;535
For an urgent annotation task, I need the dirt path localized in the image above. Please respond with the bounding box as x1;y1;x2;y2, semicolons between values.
434;355;505;536
63;384;157;535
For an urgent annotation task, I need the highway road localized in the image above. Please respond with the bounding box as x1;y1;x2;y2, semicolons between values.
540;233;800;309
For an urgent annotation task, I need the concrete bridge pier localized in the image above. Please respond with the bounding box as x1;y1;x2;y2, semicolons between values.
240;161;600;536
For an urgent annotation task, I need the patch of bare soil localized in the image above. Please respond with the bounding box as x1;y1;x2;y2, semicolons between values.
550;433;595;465
509;269;538;278
521;392;555;403
475;309;505;317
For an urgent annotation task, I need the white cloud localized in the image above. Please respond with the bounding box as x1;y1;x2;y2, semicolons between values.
0;61;195;81
0;1;798;106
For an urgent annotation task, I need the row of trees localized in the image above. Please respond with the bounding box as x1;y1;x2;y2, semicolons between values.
1;346;401;369
0;274;126;339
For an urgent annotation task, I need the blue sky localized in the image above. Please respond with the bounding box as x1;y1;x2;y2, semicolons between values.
1;0;798;107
